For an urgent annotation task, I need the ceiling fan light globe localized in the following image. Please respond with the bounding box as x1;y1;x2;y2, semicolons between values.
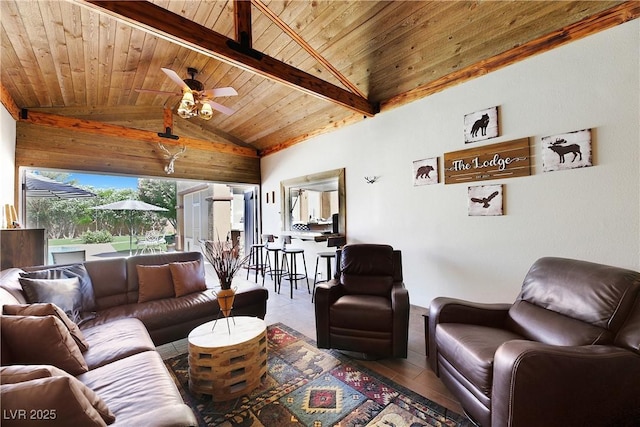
177;102;191;118
199;103;214;120
181;91;195;107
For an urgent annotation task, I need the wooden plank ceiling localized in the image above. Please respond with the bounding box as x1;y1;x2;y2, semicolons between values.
1;0;635;157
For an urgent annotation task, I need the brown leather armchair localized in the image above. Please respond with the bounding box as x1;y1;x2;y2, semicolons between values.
314;244;409;358
429;257;640;427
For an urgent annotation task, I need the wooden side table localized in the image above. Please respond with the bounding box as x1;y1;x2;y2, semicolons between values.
188;316;267;401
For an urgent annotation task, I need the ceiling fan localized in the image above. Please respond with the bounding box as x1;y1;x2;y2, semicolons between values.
136;67;238;120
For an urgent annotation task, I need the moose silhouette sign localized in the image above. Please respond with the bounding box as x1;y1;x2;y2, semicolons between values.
542;129;592;172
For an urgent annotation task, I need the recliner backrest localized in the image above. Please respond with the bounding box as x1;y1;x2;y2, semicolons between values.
338;244;401;296
615;294;640;353
506;257;640;347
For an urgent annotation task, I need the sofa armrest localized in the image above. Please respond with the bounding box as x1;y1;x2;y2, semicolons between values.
428;297;511;372
391;282;410;358
492;340;640;427
314;279;344;349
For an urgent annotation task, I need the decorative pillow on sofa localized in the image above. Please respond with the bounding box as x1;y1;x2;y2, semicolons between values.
1;315;88;375
19;269;65;280
18;277;82;322
20;264;96;313
0;364;75;384
3;303;89;352
136;264;175;303
1;375;116;426
169;260;207;297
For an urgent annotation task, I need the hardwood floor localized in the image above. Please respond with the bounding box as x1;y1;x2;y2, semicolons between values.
157;267;465;416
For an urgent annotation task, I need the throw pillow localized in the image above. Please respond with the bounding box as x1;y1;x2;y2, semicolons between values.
21;264;97;313
136;264;175;303
19;269;65;280
3;303;89;352
1;376;116;426
0;364;71;385
169;260;207;297
1;315;88;375
61;264;97;312
18;277;82;322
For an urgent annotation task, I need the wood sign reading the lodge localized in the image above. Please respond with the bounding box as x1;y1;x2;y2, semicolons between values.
444;138;530;184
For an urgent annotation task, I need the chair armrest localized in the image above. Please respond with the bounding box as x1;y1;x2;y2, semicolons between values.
391;282;410;358
492;340;640;427
428;297;511;372
314;279;345;349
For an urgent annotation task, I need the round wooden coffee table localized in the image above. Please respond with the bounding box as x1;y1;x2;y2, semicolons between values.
187;316;267;401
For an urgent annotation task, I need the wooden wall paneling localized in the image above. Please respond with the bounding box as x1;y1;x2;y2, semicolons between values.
15;122;260;184
21;110;257;156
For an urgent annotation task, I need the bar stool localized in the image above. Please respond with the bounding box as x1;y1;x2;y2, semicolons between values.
312;236;346;302
245;240;266;283
280;236;309;298
262;234;284;291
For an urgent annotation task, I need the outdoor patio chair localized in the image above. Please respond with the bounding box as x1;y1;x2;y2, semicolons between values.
52;250;86;265
136;231;166;255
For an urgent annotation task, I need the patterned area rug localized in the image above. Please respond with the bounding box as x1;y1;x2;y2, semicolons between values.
164;323;470;427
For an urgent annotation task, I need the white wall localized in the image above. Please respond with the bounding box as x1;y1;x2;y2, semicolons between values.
261;21;640;308
0;104;17;225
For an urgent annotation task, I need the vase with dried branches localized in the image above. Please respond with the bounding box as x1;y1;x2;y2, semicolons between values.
201;238;250;317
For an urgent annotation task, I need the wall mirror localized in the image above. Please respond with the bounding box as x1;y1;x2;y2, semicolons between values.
280;168;345;236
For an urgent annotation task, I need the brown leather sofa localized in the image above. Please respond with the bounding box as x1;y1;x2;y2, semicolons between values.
0;251;269;426
428;257;640;427
315;244;409;358
73;251;267;345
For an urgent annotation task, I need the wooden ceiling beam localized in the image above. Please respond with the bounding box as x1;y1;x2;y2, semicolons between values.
19;110;258;158
79;0;378;117
234;0;253;48
0;83;21;120
250;0;367;100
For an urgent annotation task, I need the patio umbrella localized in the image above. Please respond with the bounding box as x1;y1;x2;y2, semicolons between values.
91;199;168;256
26;172;96;199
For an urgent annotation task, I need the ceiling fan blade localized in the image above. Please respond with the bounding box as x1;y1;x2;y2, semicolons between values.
161;67;189;91
135;88;182;96
202;87;238;98
207;100;235;116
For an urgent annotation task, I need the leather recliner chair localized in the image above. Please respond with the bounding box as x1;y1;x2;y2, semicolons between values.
314;244;409;358
429;257;640;427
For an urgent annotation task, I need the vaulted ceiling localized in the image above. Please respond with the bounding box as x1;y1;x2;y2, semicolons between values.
1;1;636;157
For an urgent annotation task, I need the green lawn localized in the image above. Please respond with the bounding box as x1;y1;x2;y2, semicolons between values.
48;235;166;253
49;235;130;246
48;237;84;246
